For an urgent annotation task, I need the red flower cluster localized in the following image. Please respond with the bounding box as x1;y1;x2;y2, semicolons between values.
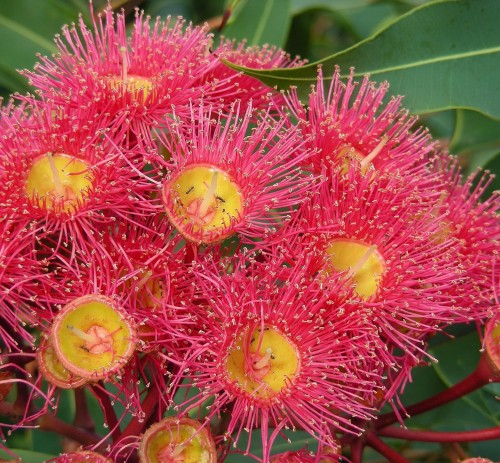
0;3;497;463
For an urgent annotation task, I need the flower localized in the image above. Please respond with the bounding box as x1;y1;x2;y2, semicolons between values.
200;40;306;110
270;447;341;463
273;165;468;363
23;3;218;145
284;67;434;176
0;97;159;259
428;153;500;320
0;219;50;351
47;451;112;462
173;255;384;461
156;100;314;246
138;416;217;463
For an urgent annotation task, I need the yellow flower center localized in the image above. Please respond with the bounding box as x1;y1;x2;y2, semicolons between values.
139;418;216;463
25;153;92;212
37;337;86;389
163;165;243;244
107;74;154;103
225;325;300;400
325;239;385;299
50;295;136;379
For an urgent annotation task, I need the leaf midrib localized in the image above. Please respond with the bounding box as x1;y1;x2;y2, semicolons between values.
250;0;275;45
228;42;500;83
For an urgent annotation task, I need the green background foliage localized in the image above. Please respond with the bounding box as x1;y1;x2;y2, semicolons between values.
0;0;498;461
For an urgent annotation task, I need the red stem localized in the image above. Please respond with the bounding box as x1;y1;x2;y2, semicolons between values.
39;412;102;447
349;439;364;463
376;354;493;429
120;380;159;439
379;425;500;443
0;402;102;447
90;383;121;441
365;432;412;463
74;388;95;432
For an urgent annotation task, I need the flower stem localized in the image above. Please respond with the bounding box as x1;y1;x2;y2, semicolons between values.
349;439;364;463
365;432;412;463
0;402;102;447
120;380;159;439
378;425;500;443
376;354;494;429
73;388;95;432
90;383;121;441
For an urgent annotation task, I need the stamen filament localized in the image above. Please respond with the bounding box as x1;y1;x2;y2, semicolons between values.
46;152;64;197
360;136;389;167
346;245;378;280
199;171;218;216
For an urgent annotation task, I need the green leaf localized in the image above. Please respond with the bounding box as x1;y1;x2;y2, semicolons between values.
450;110;500;155
0;448;56;463
225;0;500;118
222;0;292;47
291;0;373;14
0;0;91;97
400;331;500;434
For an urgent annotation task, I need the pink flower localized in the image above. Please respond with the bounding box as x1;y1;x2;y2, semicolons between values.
156;101;314;246
429;153;500;320
270;447;341;463
0;219;49;351
284;67;434;176
173;255;384;461
23;3;217;145
0;98;159;259
200;40;306;110
273;165;467;363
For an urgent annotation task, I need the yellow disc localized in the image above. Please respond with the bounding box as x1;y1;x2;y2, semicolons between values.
107;74;154;103
37;337;86;389
163;165;243;244
25;153;92;212
51;295;136;379
226;325;299;400
325;239;385;299
139;417;217;463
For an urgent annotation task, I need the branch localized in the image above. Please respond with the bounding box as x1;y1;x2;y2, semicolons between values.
365;433;412;463
378;425;500;443
376;354;495;429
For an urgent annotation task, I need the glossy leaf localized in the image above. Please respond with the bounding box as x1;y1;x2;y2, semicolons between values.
225;0;500;118
0;0;92;97
291;0;373;14
450;110;500;154
222;0;292;47
399;331;500;460
0;448;56;462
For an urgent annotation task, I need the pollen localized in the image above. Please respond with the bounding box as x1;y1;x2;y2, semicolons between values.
107;75;154;103
337;137;389;175
105;46;154;103
162;164;243;244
